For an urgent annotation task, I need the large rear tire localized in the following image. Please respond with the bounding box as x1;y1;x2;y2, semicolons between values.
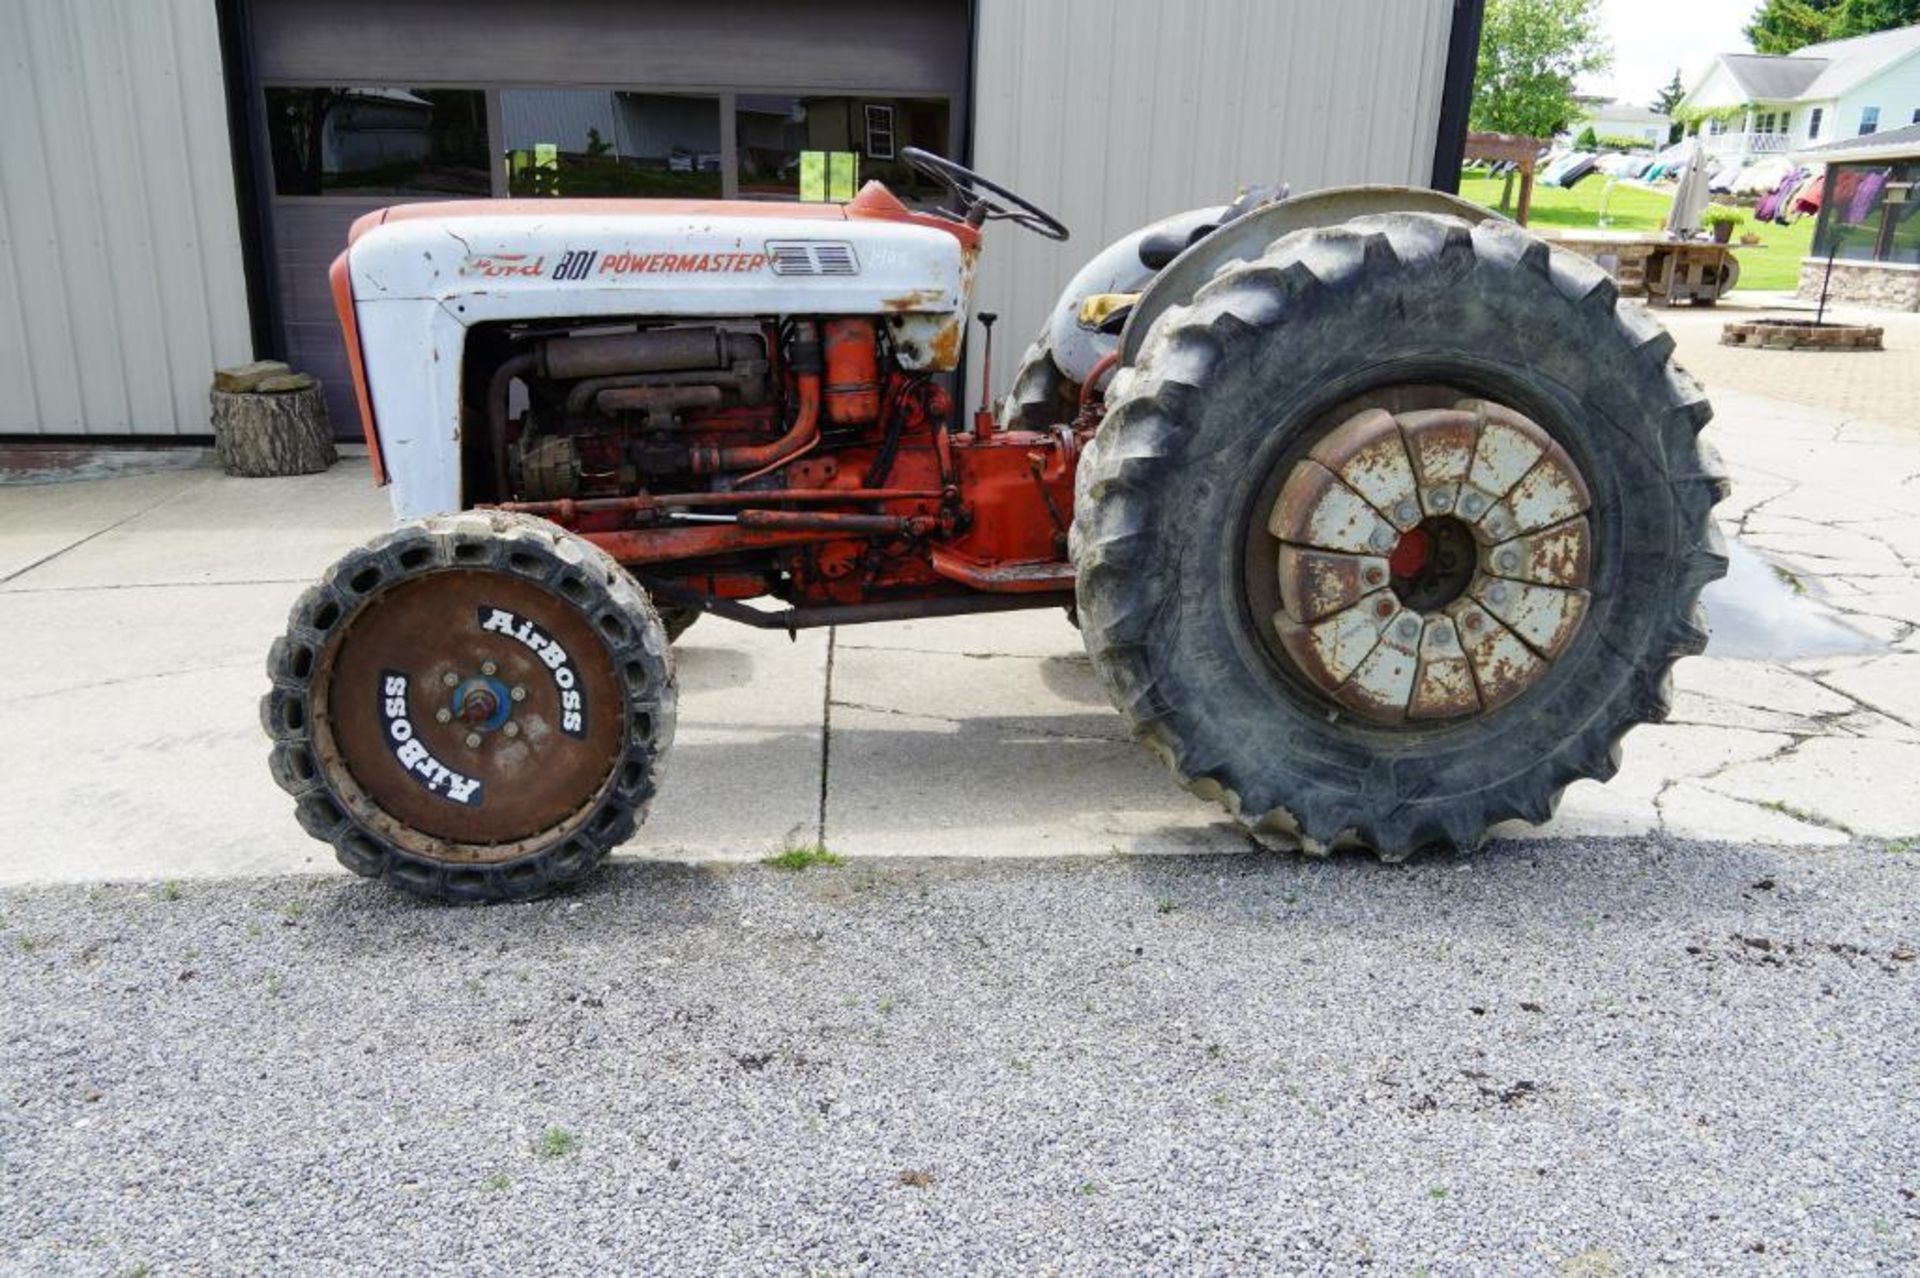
263;511;676;902
1071;212;1728;857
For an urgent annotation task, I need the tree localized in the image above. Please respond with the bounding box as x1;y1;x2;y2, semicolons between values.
1832;0;1920;38
1744;0;1920;52
1470;0;1614;139
1654;68;1685;114
1746;0;1840;52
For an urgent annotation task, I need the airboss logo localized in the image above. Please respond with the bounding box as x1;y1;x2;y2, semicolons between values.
380;673;484;805
480;606;586;736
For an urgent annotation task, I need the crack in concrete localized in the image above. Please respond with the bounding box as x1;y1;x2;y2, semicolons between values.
816;628;836;847
827;696;1127;745
0;659;257;707
0;477;213;586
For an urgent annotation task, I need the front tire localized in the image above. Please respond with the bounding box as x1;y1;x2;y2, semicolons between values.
1070;212;1728;857
263;511;676;902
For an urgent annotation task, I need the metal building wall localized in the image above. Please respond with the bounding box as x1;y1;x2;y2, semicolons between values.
0;0;254;437
969;0;1458;393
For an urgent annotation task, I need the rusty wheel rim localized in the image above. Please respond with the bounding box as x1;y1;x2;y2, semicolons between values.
311;569;625;859
1262;397;1593;725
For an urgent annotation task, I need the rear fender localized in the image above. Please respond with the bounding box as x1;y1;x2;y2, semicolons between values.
1118;186;1507;363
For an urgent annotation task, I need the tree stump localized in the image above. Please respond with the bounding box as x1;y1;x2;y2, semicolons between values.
210;376;337;478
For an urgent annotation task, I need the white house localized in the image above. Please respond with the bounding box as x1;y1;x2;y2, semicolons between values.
1676;23;1920;163
1570;97;1671;147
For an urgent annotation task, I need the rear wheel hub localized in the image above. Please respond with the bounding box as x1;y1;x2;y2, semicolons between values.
1263;397;1594;725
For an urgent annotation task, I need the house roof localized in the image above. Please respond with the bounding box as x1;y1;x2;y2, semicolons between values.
1691;23;1920;109
1796;22;1920;99
1798;120;1920;162
1584;100;1670;126
1720;53;1827;101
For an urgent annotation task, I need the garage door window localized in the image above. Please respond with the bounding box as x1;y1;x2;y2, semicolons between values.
264;87;488;196
499;91;722;197
734;96;950;202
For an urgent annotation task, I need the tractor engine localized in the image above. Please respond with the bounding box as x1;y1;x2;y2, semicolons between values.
464;310;1071;615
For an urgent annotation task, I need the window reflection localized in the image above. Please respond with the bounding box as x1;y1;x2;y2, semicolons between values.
734;96;950;202
265;87;488;197
500;91;722;197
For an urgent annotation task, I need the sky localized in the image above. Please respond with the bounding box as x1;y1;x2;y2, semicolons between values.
1580;0;1757;106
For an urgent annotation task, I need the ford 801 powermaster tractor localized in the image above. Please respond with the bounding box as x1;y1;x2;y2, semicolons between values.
264;149;1727;903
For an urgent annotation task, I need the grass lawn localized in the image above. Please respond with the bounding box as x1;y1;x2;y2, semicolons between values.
1458;174;1812;292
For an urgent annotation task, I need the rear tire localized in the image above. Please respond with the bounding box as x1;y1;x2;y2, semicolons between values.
1071;212;1728;857
263;511;676;902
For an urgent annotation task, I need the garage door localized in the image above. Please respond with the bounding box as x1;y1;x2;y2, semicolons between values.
243;0;970;436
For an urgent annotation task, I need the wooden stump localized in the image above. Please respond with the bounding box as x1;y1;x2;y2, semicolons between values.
210;381;337;477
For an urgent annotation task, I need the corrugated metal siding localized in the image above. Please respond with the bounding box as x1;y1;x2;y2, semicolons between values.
0;0;253;437
970;0;1456;395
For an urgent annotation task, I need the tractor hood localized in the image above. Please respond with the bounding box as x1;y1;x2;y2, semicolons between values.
338;183;976;365
331;183;977;515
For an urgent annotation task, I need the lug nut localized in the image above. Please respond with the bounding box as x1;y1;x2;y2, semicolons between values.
1374;598;1396;619
481;660;498;676
1487;583;1509;605
510;686;526;702
1364;567;1386;586
442;671;460;688
435;708;452;724
1394;501;1417;525
1461;493;1484;515
1430;491;1453;511
1464;612;1483;631
465;732;482;748
503;722;520;739
1396;617;1420;641
1370;527;1397;552
1430;622;1453;644
1496;549;1520;572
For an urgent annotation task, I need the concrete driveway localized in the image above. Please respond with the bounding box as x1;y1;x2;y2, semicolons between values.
3;295;1918;884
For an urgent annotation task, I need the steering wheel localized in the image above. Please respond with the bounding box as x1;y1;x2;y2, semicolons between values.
899;147;1070;242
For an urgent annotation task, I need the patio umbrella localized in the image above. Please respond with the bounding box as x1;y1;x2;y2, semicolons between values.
1666;138;1709;238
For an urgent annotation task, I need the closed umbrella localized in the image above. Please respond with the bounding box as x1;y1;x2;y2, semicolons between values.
1666;138;1709;238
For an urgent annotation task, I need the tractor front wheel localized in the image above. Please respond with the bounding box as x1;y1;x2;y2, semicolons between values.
263;512;676;902
1071;212;1728;857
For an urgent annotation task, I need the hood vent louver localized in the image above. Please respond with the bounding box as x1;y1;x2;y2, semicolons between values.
766;240;860;277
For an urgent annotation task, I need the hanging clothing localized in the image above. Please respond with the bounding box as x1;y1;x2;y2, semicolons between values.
1788;173;1823;222
1849;169;1890;224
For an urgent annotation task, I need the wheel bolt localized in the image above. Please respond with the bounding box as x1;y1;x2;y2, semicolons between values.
1374;598;1395;618
1364;567;1386;586
1430;491;1453;511
1496;550;1520;572
510;686;526;702
1431;622;1453;644
1461;493;1484;515
442;670;460;688
1487;583;1509;605
1396;618;1420;641
481;660;498;676
435;708;452;724
1370;527;1396;552
503;722;520;739
1464;611;1484;631
1394;501;1417;525
465;732;482;748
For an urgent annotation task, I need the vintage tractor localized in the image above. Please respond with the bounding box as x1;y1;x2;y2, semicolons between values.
264;148;1727;902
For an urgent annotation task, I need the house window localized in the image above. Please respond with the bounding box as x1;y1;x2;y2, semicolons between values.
1708;116;1728;136
1757;111;1775;133
1911;108;1920;124
1861;106;1880;135
1780;111;1791;133
1810;107;1824;139
862;104;896;160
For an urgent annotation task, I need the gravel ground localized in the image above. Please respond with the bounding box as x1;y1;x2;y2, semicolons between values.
2;839;1916;1275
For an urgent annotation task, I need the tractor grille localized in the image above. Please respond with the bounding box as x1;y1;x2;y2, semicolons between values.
766;240;860;277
